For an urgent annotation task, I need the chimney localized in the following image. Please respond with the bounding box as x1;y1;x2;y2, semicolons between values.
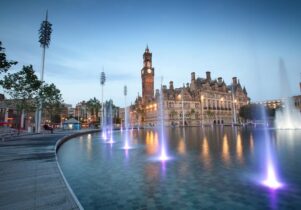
169;81;174;90
206;71;211;80
232;77;237;85
191;72;195;82
218;77;222;83
155;89;160;98
162;85;167;90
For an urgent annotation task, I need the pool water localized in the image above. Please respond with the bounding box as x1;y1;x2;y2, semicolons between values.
57;127;301;209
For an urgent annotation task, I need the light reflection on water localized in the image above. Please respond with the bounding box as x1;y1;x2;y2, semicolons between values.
58;127;301;209
250;133;254;154
145;130;158;155
201;136;211;169
236;132;243;164
222;133;230;165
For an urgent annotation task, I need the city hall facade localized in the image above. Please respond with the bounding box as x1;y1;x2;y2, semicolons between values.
126;47;249;127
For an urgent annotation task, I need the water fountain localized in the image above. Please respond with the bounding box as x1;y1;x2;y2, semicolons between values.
105;100;115;144
100;71;107;140
260;105;283;189
157;78;169;161
123;85;131;150
275;59;301;129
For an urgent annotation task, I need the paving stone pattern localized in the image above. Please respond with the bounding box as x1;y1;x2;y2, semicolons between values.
0;132;82;210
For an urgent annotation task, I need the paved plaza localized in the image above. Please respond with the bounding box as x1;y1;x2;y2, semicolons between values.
0;130;88;210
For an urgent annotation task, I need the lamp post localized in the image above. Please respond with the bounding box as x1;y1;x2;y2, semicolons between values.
100;71;106;130
220;97;224;124
36;10;52;133
201;95;204;125
181;84;185;127
124;85;127;130
231;85;237;125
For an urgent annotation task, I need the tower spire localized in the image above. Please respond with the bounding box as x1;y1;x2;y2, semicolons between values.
45;9;48;21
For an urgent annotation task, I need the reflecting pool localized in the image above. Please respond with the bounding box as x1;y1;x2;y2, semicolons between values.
57;127;301;209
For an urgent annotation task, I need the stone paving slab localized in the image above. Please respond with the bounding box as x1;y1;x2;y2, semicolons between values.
0;130;92;210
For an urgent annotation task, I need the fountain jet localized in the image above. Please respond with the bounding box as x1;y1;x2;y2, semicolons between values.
275;59;301;129
262;160;283;189
260;105;283;190
122;86;131;149
158;78;170;161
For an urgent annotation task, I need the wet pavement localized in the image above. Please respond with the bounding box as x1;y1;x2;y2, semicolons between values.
0;130;95;210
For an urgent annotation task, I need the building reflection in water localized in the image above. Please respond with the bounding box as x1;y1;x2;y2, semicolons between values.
250;133;254;154
236;132;243;164
144;163;160;196
201;136;211;169
130;129;138;144
222;133;230;165
145;130;158;155
86;134;92;159
178;136;186;155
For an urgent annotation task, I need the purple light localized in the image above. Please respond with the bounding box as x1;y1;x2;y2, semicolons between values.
102;131;107;140
159;146;168;161
107;135;114;144
262;162;283;189
122;141;131;150
122;129;132;150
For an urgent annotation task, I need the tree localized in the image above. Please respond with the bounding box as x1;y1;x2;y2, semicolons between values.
0;65;42;131
86;97;101;122
239;104;276;121
38;83;63;124
0;41;17;75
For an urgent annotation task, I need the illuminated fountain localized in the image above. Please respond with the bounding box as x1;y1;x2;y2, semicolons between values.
260;106;283;189
100;105;108;140
106;100;115;144
275;59;301;129
123;85;131;150
157;79;169;161
100;71;108;140
275;98;301;129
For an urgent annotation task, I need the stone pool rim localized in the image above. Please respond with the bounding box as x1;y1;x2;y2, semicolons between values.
55;129;100;210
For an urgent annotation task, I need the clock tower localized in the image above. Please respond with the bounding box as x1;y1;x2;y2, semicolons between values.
141;46;154;103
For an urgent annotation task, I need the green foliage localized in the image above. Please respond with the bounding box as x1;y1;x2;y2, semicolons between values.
239;104;276;120
38;83;63;122
0;41;17;74
86;97;101;121
51;114;61;124
38;83;63;106
0;65;42;112
1;65;63;125
169;110;178;119
206;110;214;117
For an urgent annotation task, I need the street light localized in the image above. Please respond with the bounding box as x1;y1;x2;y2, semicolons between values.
201;95;204;126
36;11;52;133
124;85;127;129
220;97;224;124
231;85;237;125
100;71;106;130
181;84;185;127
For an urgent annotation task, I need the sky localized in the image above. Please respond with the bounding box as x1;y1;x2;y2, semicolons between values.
1;0;301;107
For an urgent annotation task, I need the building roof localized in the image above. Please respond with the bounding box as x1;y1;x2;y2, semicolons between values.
63;118;80;124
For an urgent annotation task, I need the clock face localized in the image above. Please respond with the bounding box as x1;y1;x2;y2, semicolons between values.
147;69;152;74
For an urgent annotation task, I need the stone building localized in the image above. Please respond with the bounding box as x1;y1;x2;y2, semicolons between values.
127;47;249;127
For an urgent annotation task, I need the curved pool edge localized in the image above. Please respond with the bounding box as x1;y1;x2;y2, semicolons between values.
55;129;100;210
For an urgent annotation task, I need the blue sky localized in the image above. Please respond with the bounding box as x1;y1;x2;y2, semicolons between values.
1;0;301;107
